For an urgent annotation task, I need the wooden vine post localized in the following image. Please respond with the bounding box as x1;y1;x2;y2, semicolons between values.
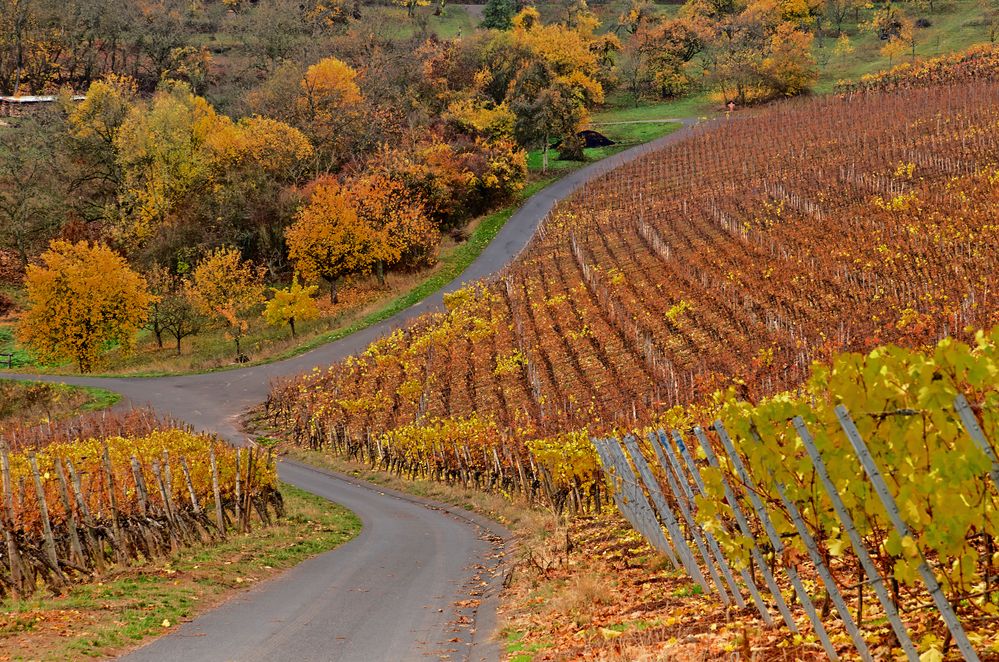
0;442;25;596
28;452;67;586
54;458;85;568
101;441;127;563
210;445;225;536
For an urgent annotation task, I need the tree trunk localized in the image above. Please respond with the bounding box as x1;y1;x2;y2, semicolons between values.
235;335;241;360
175;333;182;356
376;260;385;286
542;136;549;174
328;278;340;304
289;318;296;338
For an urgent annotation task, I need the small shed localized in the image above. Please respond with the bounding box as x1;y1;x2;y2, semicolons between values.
0;95;85;117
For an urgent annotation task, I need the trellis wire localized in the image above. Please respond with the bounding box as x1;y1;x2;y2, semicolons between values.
692;426;798;632
621;435;710;593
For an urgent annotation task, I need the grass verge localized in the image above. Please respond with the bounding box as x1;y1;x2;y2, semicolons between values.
0;483;360;661
0;379;120;430
282;447;539;532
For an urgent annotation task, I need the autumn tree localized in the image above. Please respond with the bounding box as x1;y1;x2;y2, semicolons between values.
371;135;524;230
833;33;855;63
113;81;230;249
296;57;364;169
263;275;319;337
504;7;608;168
0;113;68;267
18;241;153;373
187;247;265;361
762;23;818;95
622;18;706;101
692;0;819;103
65;75;138;221
286;178;378;303
113;81;312;264
393;0;430;18
618;0;660;34
351;173;439;278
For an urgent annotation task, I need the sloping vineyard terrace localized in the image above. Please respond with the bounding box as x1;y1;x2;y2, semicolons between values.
266;80;999;498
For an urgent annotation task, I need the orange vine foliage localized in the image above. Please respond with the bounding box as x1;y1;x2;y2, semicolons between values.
268;74;999;495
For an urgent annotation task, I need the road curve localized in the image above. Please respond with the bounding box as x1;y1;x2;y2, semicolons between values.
124;461;508;662
5;118;699;661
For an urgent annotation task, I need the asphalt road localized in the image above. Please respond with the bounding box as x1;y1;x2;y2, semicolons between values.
5;118;699;661
124;461;508;662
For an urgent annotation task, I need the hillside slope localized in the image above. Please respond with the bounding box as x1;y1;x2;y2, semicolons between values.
269;69;999;454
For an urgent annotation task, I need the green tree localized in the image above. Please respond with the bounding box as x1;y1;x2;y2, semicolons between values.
481;0;516;30
510;62;589;173
159;291;205;355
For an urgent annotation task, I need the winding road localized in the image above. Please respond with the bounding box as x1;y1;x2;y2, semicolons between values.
7;119;698;661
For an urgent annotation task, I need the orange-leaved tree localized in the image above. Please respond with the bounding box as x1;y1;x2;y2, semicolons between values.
350;173;440;280
18;241;153;373
286;178;379;303
187;247;265;361
263;275;320;338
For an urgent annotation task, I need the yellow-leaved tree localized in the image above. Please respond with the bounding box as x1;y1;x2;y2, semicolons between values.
285;178;379;303
187;247;265;361
263;275;320;338
18;241;153;373
296;57;363;169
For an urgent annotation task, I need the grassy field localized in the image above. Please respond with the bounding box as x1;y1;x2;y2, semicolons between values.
812;0;993;92
526;119;685;172
0;483;360;661
358;4;480;40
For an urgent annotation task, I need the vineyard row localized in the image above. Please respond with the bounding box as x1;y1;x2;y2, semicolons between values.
267;79;999;462
0;417;280;597
598;330;999;660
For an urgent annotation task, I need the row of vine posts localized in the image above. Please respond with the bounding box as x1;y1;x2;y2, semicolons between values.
290;419;604;516
595;395;997;661
0;441;282;598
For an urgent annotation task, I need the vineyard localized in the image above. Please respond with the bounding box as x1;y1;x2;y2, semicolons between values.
835;44;999;94
0;410;280;597
266;76;999;493
597;329;999;659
